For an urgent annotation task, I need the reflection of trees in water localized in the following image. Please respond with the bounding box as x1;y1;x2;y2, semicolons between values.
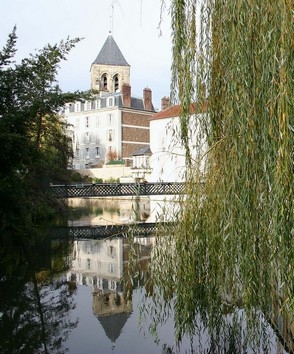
67;198;120;221
67;197;151;225
159;0;293;352
125;228;293;353
0;238;78;354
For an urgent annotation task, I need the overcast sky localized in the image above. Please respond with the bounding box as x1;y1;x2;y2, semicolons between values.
0;0;172;110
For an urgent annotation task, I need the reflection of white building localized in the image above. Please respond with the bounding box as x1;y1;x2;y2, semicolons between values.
70;239;123;285
66;236;155;344
149;103;208;182
119;196;150;223
146;195;182;223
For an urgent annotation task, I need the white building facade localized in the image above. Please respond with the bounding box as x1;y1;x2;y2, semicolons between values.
149;103;208;182
64;33;155;170
65;93;123;169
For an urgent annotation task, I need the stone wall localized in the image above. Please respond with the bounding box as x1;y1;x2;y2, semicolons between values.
77;166;132;181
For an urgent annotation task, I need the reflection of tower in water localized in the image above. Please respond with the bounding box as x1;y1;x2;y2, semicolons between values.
93;290;132;344
119;196;150;223
67;236;155;345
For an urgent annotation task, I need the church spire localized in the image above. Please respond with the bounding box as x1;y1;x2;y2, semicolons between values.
92;33;129;67
90;33;130;93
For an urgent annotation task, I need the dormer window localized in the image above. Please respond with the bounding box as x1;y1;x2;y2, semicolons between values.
86;101;91;110
108;98;114;107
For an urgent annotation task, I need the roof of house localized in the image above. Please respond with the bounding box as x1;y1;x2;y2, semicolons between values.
98;93;155;111
93;33;130;66
132;146;151;156
151;100;208;120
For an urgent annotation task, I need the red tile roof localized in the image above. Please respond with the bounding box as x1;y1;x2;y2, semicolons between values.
151;100;208;120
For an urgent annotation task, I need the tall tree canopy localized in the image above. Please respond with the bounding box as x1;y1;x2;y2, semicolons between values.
0;27;84;241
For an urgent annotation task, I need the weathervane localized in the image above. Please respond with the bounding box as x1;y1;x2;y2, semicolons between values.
109;0;143;34
110;0;121;35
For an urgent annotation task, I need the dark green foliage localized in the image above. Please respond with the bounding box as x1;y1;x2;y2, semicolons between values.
105;159;125;165
0;27;86;239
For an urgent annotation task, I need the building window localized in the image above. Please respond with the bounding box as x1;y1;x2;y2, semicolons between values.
75;148;79;159
108;130;113;142
109;264;115;273
102;74;107;90
95;147;100;158
108;113;112;125
86;101;91;110
109;280;116;291
113;74;119;92
108;245;116;258
85;148;90;159
85;132;90;143
108;97;114;107
87;258;91;270
69;103;74;112
85;116;89;128
97;278;103;289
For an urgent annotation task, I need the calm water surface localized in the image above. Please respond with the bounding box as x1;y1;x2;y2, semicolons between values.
0;197;290;353
64;197;193;353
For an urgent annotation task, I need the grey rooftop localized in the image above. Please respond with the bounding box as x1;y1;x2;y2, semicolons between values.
93;33;130;66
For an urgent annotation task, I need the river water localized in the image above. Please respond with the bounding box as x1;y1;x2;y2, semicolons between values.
0;197;291;354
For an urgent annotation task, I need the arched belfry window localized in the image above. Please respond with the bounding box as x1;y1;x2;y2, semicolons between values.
101;74;107;91
113;74;119;92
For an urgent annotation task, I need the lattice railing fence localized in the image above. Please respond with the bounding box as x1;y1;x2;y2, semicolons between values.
49;222;161;239
50;182;186;198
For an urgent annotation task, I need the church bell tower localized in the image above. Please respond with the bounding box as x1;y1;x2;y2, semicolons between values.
90;32;130;93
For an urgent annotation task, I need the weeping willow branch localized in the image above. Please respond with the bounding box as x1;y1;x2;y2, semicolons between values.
147;0;294;350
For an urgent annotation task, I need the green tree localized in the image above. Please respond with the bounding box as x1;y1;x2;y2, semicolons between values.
141;1;293;351
0;27;86;240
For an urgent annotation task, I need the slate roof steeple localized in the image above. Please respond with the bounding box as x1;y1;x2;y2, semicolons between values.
93;32;129;66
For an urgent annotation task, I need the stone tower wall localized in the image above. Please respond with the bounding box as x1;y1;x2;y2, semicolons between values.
90;64;130;93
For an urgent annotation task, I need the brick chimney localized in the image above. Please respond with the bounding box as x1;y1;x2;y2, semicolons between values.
161;96;170;111
143;88;152;111
122;84;131;107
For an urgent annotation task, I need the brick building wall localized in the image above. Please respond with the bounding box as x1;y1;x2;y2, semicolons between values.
121;110;153;159
122;111;151;126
